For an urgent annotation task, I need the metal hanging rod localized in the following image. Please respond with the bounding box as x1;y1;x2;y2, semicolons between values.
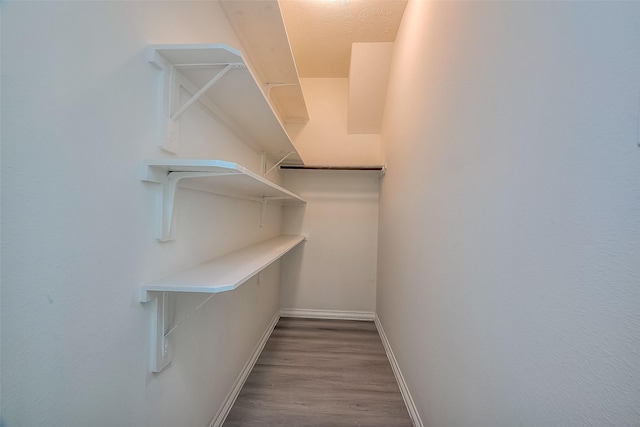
279;165;386;171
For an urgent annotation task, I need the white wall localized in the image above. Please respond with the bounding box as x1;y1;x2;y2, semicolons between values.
378;1;640;426
1;2;287;425
348;42;394;135
285;78;381;166
281;170;379;315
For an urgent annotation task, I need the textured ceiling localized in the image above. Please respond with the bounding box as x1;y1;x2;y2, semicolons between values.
279;0;408;78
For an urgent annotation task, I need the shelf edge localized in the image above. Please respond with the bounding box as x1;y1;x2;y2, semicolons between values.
139;234;306;301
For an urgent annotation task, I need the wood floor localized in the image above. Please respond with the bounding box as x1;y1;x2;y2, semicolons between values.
223;317;413;426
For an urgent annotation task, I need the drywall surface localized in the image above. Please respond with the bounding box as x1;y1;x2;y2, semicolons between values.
377;1;640;426
348;42;394;134
280;170;379;314
1;2;286;425
285;78;381;166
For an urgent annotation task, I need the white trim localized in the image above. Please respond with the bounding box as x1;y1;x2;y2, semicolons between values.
374;314;424;427
208;311;280;427
280;308;375;321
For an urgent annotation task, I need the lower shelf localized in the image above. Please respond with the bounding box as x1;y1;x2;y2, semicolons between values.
141;234;306;372
140;234;306;302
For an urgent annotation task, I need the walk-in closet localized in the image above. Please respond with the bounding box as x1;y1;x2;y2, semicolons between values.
2;0;639;426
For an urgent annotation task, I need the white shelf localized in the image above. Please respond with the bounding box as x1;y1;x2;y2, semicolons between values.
140;234;306;302
149;43;303;164
141;159;306;241
141;234;306;371
220;0;309;124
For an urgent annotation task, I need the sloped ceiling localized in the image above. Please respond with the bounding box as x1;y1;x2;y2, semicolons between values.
279;0;408;78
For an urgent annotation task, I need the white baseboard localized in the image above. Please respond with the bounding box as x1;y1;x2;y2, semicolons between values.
208;311;280;427
374;314;424;427
280;308;375;321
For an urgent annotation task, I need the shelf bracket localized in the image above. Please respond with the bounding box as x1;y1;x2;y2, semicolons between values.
157;171;239;241
146;291;173;373
170;64;240;121
259;196;291;228
264;152;295;177
150;49;244;153
259;198;268;228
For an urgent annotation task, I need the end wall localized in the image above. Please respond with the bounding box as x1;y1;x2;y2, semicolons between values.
281;170;379;316
378;1;640;425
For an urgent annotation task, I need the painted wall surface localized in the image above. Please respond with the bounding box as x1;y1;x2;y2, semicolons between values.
285;78;381;166
378;1;640;425
348;42;394;134
1;2;288;425
281;171;379;314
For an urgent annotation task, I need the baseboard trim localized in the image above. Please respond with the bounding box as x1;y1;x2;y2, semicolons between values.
280;308;375;321
374;314;424;427
208;311;280;427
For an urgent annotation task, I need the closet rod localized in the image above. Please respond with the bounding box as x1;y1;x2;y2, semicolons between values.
279;165;385;171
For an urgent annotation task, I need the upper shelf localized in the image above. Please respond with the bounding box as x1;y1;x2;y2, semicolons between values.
140;234;306;302
142;159;306;241
220;0;309;124
149;44;303;164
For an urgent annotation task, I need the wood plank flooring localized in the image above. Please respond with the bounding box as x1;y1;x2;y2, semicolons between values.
223;317;413;426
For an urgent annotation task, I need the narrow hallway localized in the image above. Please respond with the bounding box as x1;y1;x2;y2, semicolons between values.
223;318;412;426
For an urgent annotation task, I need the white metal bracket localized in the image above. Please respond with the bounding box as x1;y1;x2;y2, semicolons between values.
151;171;240;241
149;49;244;153
259;198;269;228
263;152;295;177
258;196;290;227
169;64;238;121
147;291;173;373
